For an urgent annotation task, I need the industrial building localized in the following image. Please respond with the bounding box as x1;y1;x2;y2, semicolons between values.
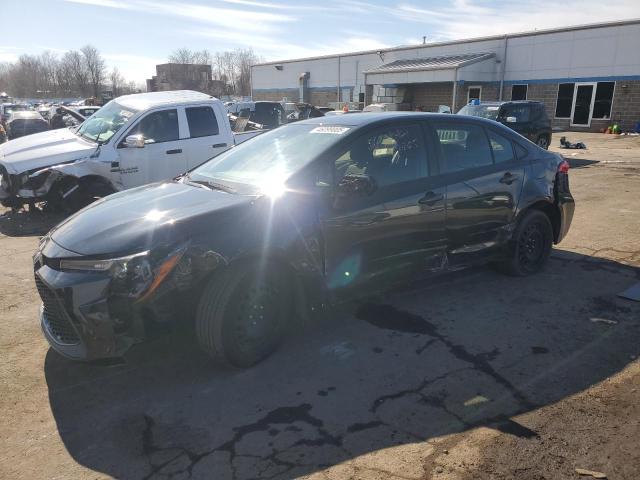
251;19;640;131
146;63;226;96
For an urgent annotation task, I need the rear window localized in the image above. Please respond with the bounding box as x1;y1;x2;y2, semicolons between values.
186;106;219;137
457;104;500;120
434;122;493;173
500;104;530;122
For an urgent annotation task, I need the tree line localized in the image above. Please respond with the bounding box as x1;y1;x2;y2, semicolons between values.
0;45;139;100
167;48;262;97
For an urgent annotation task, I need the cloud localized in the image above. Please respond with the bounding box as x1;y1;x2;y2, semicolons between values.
0;46;23;63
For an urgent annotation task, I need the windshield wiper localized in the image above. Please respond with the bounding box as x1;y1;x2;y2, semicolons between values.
184;175;236;193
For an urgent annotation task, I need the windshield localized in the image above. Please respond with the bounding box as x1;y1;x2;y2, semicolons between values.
457;104;501;120
190;124;349;193
75;100;137;144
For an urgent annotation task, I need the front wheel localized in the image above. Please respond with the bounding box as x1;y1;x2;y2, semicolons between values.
495;210;553;276
195;264;292;368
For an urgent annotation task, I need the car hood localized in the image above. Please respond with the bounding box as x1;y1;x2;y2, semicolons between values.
0;127;96;174
49;181;256;256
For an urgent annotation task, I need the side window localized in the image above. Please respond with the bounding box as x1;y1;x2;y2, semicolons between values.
131;109;179;143
433;123;492;173
487;130;515;164
335;124;427;187
186;106;219;137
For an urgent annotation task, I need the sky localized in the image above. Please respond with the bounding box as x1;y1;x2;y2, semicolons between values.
1;0;639;83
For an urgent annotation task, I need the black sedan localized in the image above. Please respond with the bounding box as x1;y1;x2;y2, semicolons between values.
34;113;574;367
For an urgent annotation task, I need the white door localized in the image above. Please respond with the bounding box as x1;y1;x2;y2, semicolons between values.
182;104;230;170
570;83;597;127
117;108;188;189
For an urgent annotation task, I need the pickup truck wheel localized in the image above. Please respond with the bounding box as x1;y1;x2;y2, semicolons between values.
495;210;553;276
536;135;550;150
195;264;292;368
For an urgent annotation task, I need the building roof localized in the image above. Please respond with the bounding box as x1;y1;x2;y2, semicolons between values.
363;53;495;74
116;90;214;110
253;18;640;67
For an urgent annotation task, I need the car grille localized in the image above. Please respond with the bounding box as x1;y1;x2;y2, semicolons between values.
35;276;79;345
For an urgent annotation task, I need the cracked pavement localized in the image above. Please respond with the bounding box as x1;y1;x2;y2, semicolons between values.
1;132;639;479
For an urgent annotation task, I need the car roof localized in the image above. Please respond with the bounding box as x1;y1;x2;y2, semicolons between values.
294;111;492;127
116;90;215;111
473;100;543;106
9;111;44;120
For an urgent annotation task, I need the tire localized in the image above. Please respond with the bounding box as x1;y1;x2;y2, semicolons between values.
195;263;292;368
536;135;550;150
495;210;553;276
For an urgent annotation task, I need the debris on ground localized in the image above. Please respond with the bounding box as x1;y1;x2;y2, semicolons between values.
618;282;640;302
575;467;607;478
560;136;587;149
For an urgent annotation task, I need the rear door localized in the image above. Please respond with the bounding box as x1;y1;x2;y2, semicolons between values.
116;108;187;188
430;120;526;265
182;104;229;169
320;122;447;297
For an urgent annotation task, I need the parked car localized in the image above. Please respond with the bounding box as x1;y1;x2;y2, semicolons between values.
34;112;574;366
457;101;552;149
0;103;29;125
73;106;101;118
0;90;264;210
6;111;50;140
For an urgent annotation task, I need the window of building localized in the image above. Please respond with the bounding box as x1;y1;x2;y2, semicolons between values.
467;86;482;102
433;122;493;173
186;106;219;137
335;125;428;187
592;82;615;119
131;109;179;143
555;83;575;118
487;130;515;163
511;84;528;100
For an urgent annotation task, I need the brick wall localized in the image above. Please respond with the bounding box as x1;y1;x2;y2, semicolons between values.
252;89;298;102
407;82;453;112
504;81;640;132
310;89;339;107
455;82;500;111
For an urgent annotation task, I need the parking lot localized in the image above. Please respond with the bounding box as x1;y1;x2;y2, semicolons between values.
0;131;639;479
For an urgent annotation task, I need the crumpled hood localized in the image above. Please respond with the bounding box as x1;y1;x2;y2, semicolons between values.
50;181;257;256
0;128;96;174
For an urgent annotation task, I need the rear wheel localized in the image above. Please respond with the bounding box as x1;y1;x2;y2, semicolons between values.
195;264;292;368
495;210;553;276
536;135;550;150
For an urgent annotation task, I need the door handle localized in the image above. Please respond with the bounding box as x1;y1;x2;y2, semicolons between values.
166;149;182;154
418;191;444;206
499;172;519;185
212;143;227;148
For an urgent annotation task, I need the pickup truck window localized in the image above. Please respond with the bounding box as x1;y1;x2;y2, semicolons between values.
186;106;219;137
131;109;179;144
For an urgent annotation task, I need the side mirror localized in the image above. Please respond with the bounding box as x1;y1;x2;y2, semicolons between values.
336;174;377;198
505;116;517;123
125;134;145;148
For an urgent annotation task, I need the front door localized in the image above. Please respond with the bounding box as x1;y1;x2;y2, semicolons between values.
117;108;188;189
571;83;596;127
430;120;526;265
320;122;447;297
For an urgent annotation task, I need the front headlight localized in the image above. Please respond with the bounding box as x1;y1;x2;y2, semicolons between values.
60;249;184;300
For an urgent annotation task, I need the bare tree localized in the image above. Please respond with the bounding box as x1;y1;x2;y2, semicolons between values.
81;45;106;98
109;67;125;97
168;48;212;65
62;50;89;97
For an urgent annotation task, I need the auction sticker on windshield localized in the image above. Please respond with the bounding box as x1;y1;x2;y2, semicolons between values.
310;126;350;134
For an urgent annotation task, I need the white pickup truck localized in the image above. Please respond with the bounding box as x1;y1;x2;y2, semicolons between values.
0;90;263;210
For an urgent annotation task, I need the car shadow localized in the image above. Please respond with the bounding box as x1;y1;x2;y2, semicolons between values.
44;250;640;479
565;157;599;169
0;208;65;237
